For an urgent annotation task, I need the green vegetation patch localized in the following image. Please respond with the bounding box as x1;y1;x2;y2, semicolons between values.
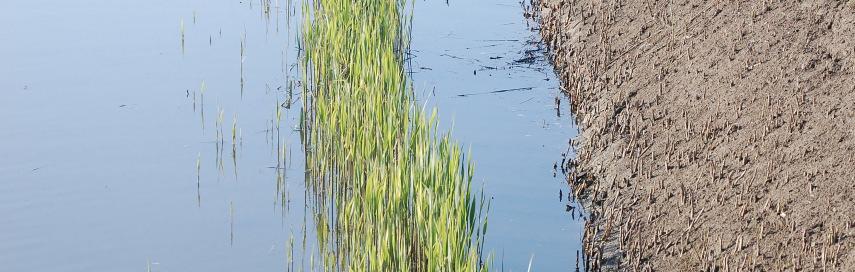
299;0;489;270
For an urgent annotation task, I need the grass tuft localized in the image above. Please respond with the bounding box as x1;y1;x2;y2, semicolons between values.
299;0;490;270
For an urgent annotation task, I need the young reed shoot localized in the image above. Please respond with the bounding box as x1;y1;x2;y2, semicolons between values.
299;0;489;270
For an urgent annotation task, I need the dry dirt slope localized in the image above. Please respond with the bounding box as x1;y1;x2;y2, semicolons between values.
537;0;855;270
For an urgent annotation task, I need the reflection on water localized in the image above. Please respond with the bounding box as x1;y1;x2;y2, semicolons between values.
0;0;583;270
409;0;586;270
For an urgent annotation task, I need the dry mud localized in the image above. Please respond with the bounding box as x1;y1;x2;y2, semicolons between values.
537;0;855;270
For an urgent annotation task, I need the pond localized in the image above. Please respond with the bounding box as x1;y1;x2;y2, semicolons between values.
0;0;583;270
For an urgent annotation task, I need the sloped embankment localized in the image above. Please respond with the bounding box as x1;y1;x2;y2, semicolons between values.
538;0;855;270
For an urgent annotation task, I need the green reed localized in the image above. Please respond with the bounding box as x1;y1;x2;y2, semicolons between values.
299;0;489;270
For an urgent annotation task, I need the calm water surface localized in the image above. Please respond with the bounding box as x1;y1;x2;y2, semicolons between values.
0;0;583;270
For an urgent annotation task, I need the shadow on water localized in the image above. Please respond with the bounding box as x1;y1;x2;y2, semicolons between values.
0;0;584;270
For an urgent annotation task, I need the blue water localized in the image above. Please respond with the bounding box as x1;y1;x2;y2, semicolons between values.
0;0;583;270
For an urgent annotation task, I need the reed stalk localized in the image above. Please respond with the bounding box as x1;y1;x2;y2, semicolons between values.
299;0;489;270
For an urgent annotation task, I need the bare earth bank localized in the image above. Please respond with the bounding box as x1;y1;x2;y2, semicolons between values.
537;0;855;270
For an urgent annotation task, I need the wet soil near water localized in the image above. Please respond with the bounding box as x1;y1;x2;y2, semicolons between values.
538;0;855;270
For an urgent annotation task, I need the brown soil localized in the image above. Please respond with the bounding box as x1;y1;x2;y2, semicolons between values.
536;0;855;270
